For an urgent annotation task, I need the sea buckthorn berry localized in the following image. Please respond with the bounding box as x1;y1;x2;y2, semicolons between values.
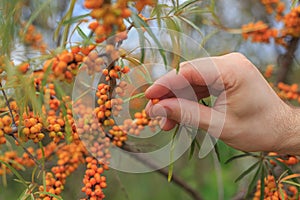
151;98;160;105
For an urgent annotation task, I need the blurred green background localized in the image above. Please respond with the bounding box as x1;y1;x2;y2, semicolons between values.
1;0;300;200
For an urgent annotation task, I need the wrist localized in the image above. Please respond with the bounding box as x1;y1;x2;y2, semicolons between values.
275;105;300;155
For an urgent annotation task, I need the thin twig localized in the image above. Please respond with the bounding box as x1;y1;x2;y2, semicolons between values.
122;143;204;200
12;134;43;170
0;82;42;170
0;82;16;127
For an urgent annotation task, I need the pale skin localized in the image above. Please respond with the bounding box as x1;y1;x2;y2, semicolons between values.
145;52;300;155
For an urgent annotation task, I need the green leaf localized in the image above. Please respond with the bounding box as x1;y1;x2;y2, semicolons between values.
0;160;28;187
164;17;181;71
235;160;260;183
165;17;181;32
123;56;152;83
260;166;265;200
246;162;262;197
168;125;181;182
189;138;197;160
136;28;146;63
39;142;45;167
291;0;298;8
178;16;203;37
281;180;300;187
123;92;145;103
267;157;294;174
150;4;169;27
211;136;220;162
17;189;29;200
175;0;200;14
225;152;255;164
131;13;168;68
200;29;219;47
39;192;62;200
43;171;46;192
57;0;77;46
76;26;88;40
63;13;90;25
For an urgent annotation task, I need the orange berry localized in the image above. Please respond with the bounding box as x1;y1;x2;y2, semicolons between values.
151;98;160;104
2;115;12;126
22;127;30;135
0;137;6;144
18;63;30;73
121;8;131;18
4;126;12;134
134;112;142;119
88;21;100;31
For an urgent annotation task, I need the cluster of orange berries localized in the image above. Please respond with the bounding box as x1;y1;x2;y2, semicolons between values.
39;143;86;199
73;102;112;166
242;2;300;46
47;114;65;143
102;64;130;81
253;175;298;200
0;151;24;175
268;152;299;165
253;175;283;200
43;45;94;82
0;55;6;74
262;64;300;103
241;21;278;43
276;82;300;102
82;51;105;75
122;109;160;136
282;6;300;38
81;156;108;200
39;173;63;200
20;143;57;168
85;0;131;43
43;84;60;111
20;24;47;53
0;115;14;144
21;113;44;143
94;83;128;147
95;83;115;126
260;0;285;20
108;125;127;147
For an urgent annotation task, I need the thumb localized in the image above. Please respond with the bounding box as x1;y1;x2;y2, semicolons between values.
147;98;213;130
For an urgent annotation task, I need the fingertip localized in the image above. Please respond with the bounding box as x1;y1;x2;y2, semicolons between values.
145;85;159;99
145;100;152;116
160;118;177;131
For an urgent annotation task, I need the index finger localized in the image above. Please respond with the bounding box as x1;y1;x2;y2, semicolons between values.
145;56;221;99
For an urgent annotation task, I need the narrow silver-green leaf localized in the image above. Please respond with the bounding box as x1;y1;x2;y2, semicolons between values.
0;160;28;187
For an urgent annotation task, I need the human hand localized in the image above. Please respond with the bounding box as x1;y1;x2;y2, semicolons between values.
145;53;299;154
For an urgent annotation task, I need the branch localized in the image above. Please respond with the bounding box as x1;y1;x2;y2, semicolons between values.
122;143;204;200
276;37;299;83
